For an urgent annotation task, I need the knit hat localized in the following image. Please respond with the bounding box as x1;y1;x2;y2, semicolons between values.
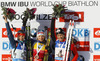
56;28;65;35
37;30;45;37
17;30;25;36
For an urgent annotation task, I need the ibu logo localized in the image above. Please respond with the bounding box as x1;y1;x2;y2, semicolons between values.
72;28;89;37
2;42;12;50
94;42;100;51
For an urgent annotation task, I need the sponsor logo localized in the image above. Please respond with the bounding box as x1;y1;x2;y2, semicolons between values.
59;12;84;22
75;41;90;51
94;42;100;51
2;28;21;38
2;54;11;61
93;55;100;61
95;30;100;36
2;42;12;50
73;28;89;37
94;28;100;38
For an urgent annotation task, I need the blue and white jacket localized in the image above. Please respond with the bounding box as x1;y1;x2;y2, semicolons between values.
5;22;26;61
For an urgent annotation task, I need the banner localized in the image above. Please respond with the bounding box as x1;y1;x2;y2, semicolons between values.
0;0;100;61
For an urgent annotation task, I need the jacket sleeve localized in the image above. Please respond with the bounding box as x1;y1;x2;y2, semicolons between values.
71;43;78;61
21;26;25;31
5;22;16;48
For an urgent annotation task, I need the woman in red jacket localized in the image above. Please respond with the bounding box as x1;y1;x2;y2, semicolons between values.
30;30;49;61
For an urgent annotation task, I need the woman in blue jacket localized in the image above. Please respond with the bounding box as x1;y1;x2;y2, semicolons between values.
4;16;26;61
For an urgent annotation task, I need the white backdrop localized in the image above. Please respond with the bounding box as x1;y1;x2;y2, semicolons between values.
0;0;100;61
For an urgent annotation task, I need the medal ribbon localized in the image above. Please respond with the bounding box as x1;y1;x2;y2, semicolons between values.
37;42;44;55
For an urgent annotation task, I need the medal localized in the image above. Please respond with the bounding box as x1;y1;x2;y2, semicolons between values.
34;54;39;59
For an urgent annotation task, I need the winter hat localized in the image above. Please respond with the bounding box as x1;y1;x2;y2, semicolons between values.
37;29;45;37
56;28;65;35
17;30;25;36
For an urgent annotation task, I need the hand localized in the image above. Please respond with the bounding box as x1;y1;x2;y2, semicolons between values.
3;16;8;23
34;55;39;59
30;57;33;61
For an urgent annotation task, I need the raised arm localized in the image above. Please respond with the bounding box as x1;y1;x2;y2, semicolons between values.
51;17;56;50
4;16;16;48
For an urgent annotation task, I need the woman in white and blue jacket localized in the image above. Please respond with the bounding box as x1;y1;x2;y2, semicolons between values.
4;16;26;61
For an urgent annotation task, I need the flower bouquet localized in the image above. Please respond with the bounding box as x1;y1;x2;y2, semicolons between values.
52;4;67;19
23;8;36;20
2;7;16;21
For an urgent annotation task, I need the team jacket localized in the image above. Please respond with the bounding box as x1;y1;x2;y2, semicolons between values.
5;22;26;61
55;40;78;61
32;41;46;61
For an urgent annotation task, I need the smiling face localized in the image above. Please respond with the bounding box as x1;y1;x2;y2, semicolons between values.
57;33;65;42
37;35;45;42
